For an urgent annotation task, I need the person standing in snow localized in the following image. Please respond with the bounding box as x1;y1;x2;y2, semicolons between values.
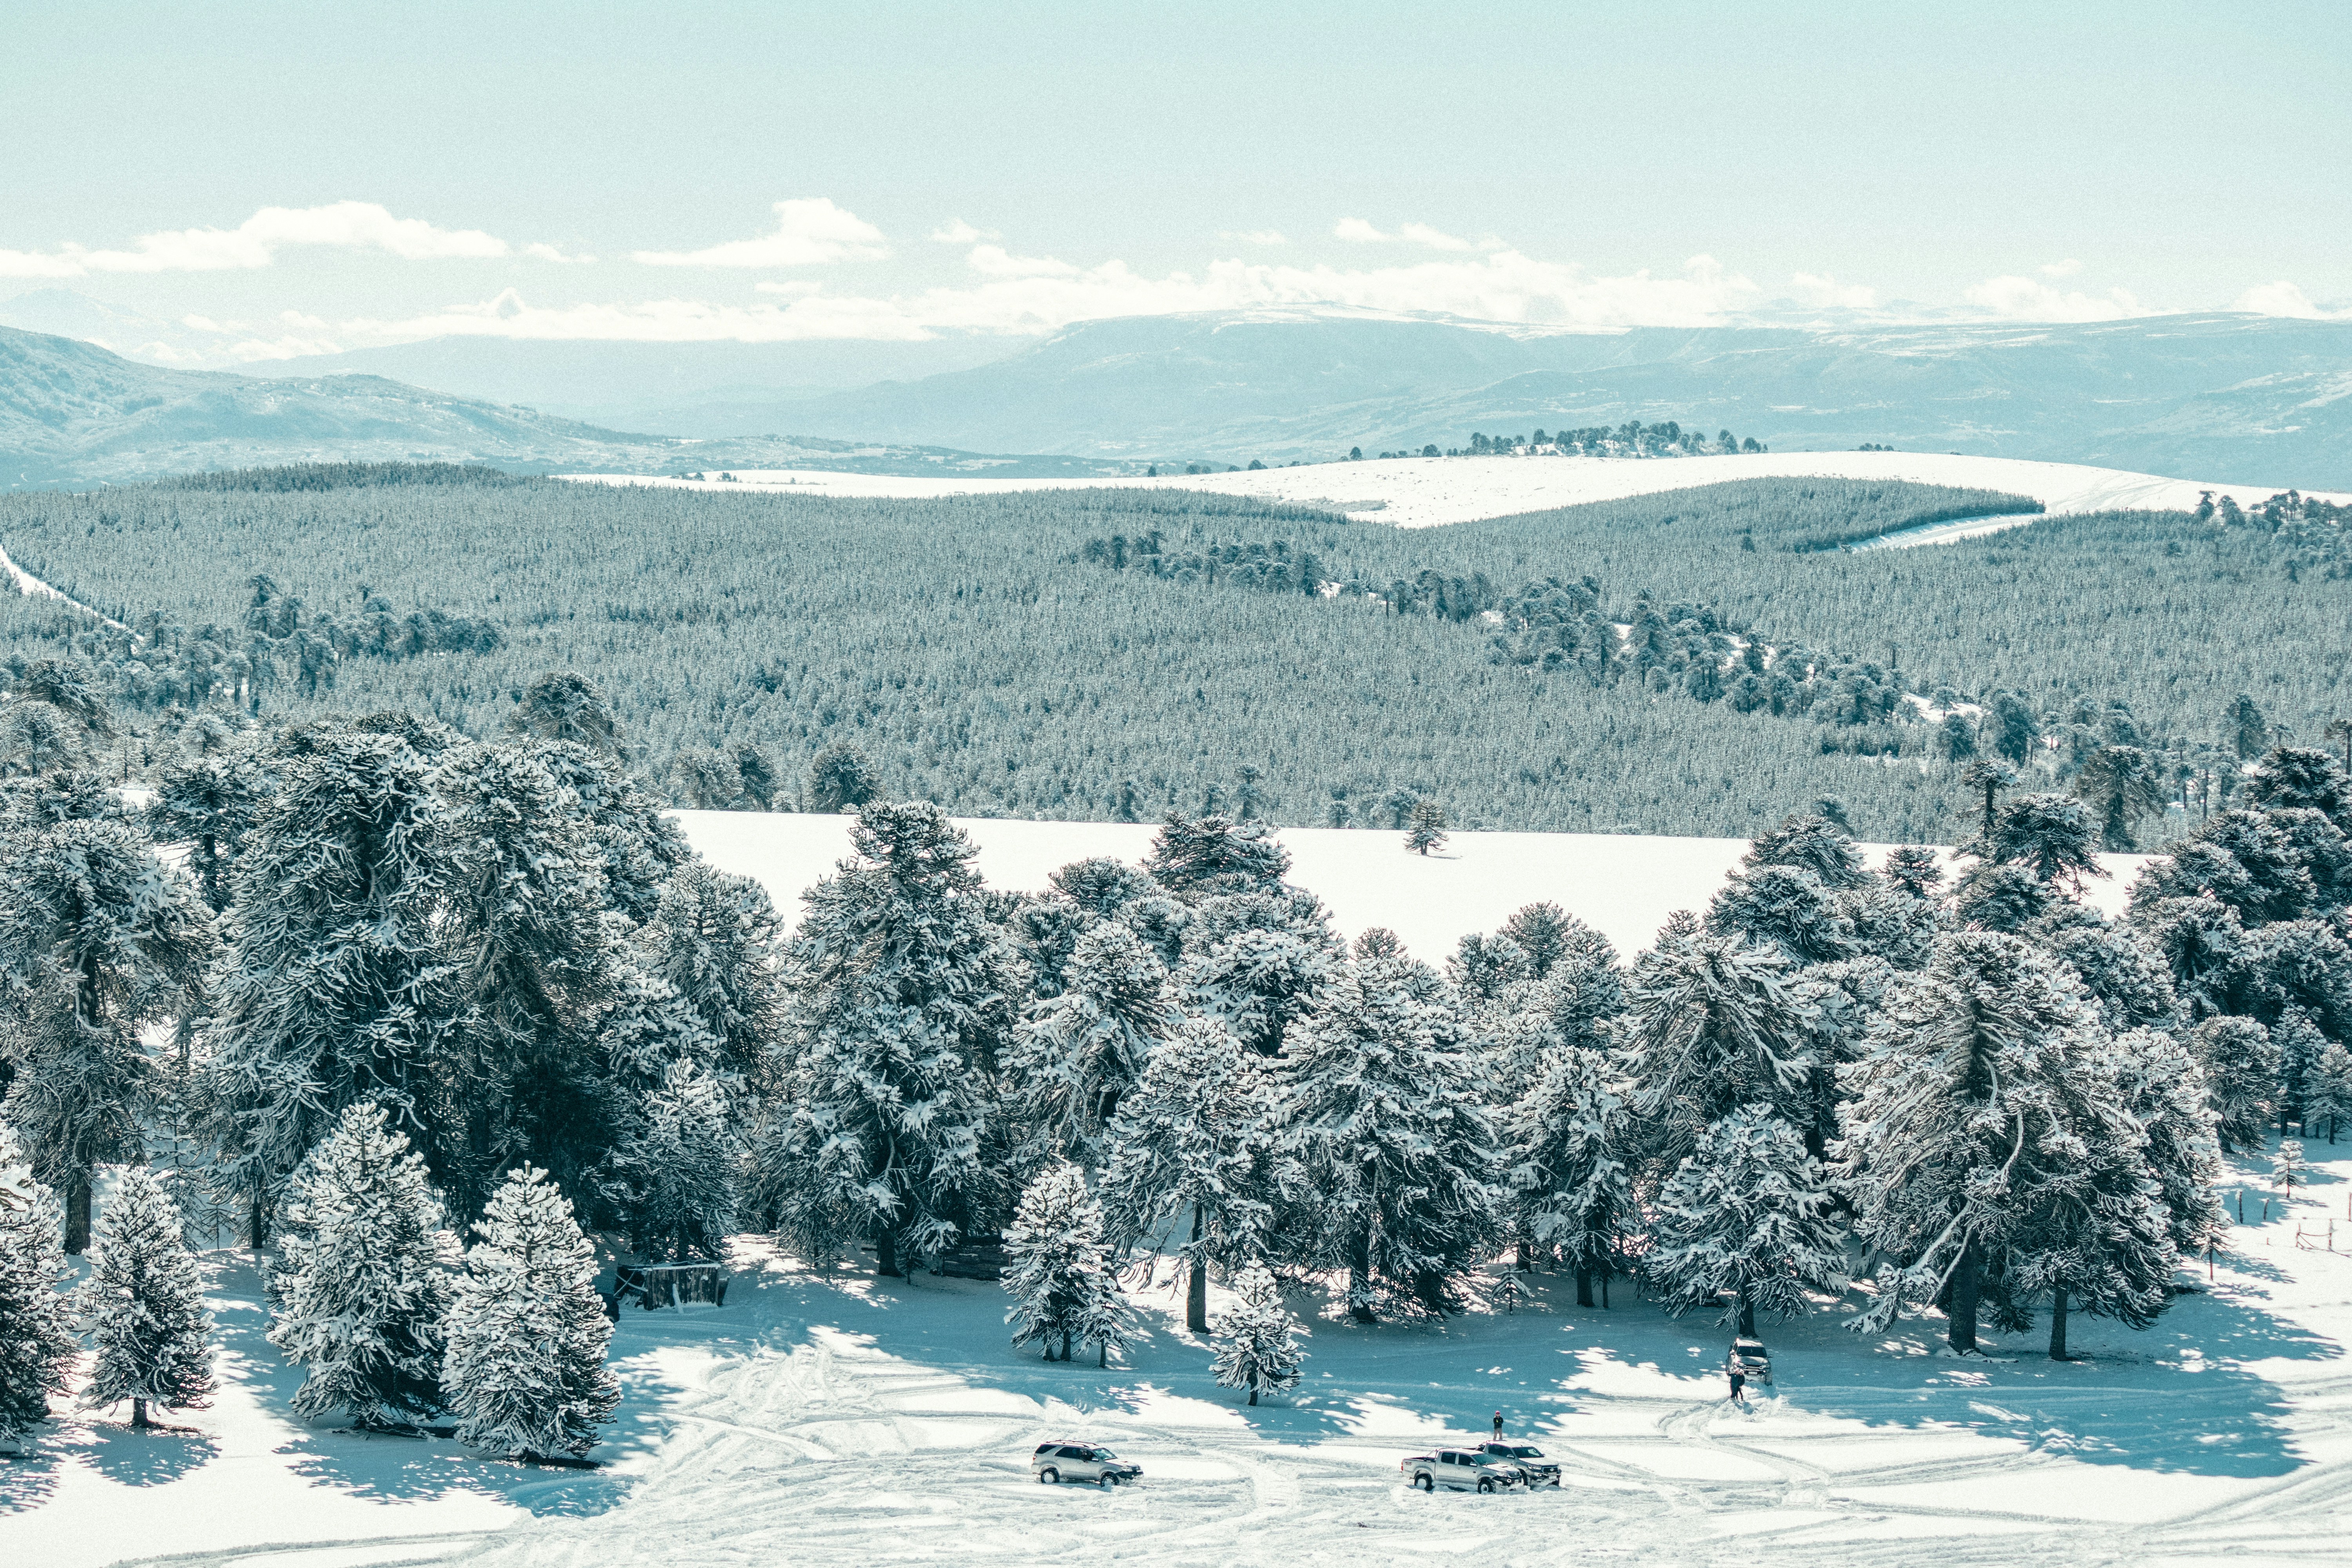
1492;1410;1504;1441
1728;1367;1746;1406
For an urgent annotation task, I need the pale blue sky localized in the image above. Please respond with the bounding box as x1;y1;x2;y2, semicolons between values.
4;0;2346;362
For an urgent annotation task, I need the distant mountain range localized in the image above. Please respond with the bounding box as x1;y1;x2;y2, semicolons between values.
4;295;2349;490
0;326;1123;491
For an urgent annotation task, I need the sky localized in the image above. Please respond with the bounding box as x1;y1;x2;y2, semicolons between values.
3;0;2347;365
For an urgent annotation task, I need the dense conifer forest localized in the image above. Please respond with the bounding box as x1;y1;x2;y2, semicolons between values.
0;465;2343;845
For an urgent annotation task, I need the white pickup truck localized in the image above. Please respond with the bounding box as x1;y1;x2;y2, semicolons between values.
1399;1446;1525;1493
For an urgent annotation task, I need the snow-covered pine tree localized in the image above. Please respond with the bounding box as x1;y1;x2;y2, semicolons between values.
266;1102;461;1428
1405;798;1448;856
0;1126;77;1444
1744;811;1869;889
444;1166;619;1460
0;818;211;1250
1950;862;2051;933
751;802;1009;1275
2272;1007;2328;1135
621;1059;738;1261
1143;813;1290;899
1499;901;1577;979
1835;932;2141;1353
145;746;269;913
2108;1028;2227;1257
1011;922;1178;1168
1210;1262;1305;1405
2043;916;2181;1031
2190;1016;2279;1154
642;859;788;1097
433;741;618;1217
1098;1015;1272;1331
1276;956;1499;1321
1644;1103;1845;1335
201;725;454;1245
2305;1041;2352;1143
1706;865;1853;965
1503;1042;1636;1307
1003;1161;1128;1364
1881;846;1945;900
1049;857;1160;918
1182;926;1334;1058
2272;1138;2314;1199
79;1168;215;1430
533;740;692;927
1447;931;1532;1011
1619;931;1817;1165
1986;793;2105;892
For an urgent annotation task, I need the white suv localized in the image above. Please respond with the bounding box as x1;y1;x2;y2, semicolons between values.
1032;1441;1143;1487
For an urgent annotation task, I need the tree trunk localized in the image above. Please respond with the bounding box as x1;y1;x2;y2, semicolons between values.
1515;1238;1532;1272
1575;1267;1594;1309
131;1397;149;1430
1349;1228;1376;1324
1097;1339;1107;1369
1248;1385;1259;1406
249;1189;270;1250
1737;1286;1756;1339
875;1225;902;1279
1059;1329;1072;1363
2049;1286;2070;1361
1601;1270;1610;1309
1948;1241;1981;1354
65;1178;91;1255
1186;1203;1208;1332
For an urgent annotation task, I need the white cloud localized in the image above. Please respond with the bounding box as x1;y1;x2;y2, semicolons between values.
1332;218;1481;250
523;243;596;264
1964;274;2148;322
753;279;824;297
929;218;998;244
1221;229;1288;245
2039;258;2084;278
964;244;1080;278
1789;272;1877;309
633;198;887;268
0;201;509;276
2232;280;2351;320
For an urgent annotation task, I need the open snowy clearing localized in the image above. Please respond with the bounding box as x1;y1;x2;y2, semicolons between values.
6;1138;2349;1568
668;812;2152;965
561;451;2352;533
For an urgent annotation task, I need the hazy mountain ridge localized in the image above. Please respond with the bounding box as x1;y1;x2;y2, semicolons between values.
0;326;1125;490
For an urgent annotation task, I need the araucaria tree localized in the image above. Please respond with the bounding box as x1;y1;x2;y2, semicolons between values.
0;819;211;1251
1011;922;1178;1167
1277;956;1499;1321
1098;1016;1272;1331
1836;933;2171;1354
1503;1042;1636;1308
1211;1262;1305;1406
1643;1104;1846;1336
444;1166;619;1460
1406;798;1448;856
79;1169;216;1430
1619;930;1818;1161
266;1102;459;1429
753;802;1012;1275
201;727;452;1245
0;1127;78;1444
1003;1161;1128;1365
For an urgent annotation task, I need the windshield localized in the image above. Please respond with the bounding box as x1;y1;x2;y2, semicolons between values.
1090;1448;1118;1460
1507;1446;1544;1457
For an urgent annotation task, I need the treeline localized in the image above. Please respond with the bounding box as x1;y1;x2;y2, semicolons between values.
1456;421;1764;457
0;467;2345;845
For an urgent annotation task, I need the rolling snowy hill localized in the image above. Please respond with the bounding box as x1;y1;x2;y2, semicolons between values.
571;448;2352;534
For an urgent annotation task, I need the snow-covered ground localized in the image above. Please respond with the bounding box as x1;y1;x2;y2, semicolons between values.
8;1136;2350;1568
670;812;2151;964
561;451;2352;532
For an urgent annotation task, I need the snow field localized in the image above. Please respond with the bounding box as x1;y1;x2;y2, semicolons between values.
11;1136;2351;1567
670;811;2150;966
562;450;2352;533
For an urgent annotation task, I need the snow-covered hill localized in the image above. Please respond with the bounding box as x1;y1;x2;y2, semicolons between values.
570;449;2350;534
670;812;2150;961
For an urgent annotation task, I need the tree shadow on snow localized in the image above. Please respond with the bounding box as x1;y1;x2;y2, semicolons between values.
75;1419;220;1487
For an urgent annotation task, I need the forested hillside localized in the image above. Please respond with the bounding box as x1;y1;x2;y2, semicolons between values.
1;466;2344;846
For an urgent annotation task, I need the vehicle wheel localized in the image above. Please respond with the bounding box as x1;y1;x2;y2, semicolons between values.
1413;1473;1433;1492
1477;1477;1495;1494
1098;1473;1115;1489
1550;1476;1563;1488
1040;1467;1058;1485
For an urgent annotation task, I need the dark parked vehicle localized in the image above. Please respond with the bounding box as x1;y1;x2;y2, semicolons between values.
1032;1441;1142;1487
1478;1441;1562;1486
